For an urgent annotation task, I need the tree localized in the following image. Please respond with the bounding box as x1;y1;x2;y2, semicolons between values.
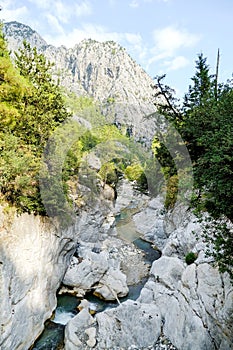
0;30;71;214
14;41;71;150
153;54;233;279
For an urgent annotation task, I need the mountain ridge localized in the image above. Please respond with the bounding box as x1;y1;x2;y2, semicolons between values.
3;21;160;143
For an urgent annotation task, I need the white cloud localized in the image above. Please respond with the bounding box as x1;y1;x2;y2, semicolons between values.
0;0;29;22
53;1;73;23
153;26;200;56
163;56;190;71
75;1;92;17
28;0;92;22
43;22;144;53
45;14;64;34
129;1;139;8
52;1;92;23
28;0;51;9
145;26;200;72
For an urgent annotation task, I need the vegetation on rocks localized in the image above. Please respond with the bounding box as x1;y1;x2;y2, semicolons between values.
0;26;147;216
153;53;233;279
0;20;232;279
185;251;197;265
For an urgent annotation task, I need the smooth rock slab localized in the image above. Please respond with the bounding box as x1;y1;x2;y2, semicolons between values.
63;252;108;290
94;267;129;300
96;300;161;349
64;308;95;350
150;256;185;289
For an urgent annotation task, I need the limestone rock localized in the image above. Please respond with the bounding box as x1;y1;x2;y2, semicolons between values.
114;179;149;214
100;237;149;285
150;256;185;289
63;252;108;290
95;300;161;349
64;308;95;350
138;254;233;350
0;176;117;349
4;21;161;144
63;248;129;301
84;152;101;171
94;267;129;300
0;207;77;350
102;184;115;201
133;196;167;248
85;327;97;347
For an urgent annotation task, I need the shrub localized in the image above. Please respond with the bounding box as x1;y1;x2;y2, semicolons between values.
185;251;197;265
125;163;147;190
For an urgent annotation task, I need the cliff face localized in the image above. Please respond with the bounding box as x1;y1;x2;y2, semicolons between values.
0;182;115;350
4;21;159;143
0;207;76;350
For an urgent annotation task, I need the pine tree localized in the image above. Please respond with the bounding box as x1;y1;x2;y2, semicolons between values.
153;53;233;279
183;53;214;110
0;30;71;214
14;41;71;150
180;54;233;279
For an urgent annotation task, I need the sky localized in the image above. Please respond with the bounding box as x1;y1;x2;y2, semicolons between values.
0;0;232;98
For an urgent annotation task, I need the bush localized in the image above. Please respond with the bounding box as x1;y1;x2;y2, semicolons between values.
185;251;197;265
99;162;118;185
164;175;178;210
125;163;147;190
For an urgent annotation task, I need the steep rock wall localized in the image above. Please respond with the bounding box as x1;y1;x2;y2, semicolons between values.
0;207;77;350
0;183;115;349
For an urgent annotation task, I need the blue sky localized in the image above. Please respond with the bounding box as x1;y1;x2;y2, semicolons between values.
0;0;232;98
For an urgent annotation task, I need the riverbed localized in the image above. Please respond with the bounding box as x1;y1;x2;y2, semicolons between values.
32;208;161;349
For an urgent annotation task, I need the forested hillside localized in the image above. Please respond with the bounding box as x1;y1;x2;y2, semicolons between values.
0;21;232;281
0;25;146;217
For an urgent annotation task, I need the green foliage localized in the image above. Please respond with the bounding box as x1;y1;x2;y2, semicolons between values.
0;31;70;214
200;217;233;280
92;124;125;142
80;130;98;152
106;96;115;104
65;92;106;126
14;41;71;149
99;162;118;186
125;163;147;189
65;93;94;112
153;53;233;279
185;252;197;265
183;54;214;111
0;133;43;213
164;175;179;210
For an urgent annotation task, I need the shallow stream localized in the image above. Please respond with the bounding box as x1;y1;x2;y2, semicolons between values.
32;207;160;349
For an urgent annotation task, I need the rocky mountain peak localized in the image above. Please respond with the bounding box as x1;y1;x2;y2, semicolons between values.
3;21;48;51
4;21;160;142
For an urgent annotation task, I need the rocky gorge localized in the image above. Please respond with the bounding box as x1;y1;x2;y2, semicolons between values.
63;181;233;350
0;21;232;350
1;178;232;350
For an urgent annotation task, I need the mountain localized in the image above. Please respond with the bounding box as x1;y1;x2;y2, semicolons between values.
3;21;160;143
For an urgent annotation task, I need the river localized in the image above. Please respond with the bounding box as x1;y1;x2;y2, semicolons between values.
32;208;161;349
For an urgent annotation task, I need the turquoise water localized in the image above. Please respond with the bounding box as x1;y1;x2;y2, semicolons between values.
31;322;64;350
31;280;147;350
133;238;161;263
32;295;79;350
115;207;161;263
32;207;161;349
